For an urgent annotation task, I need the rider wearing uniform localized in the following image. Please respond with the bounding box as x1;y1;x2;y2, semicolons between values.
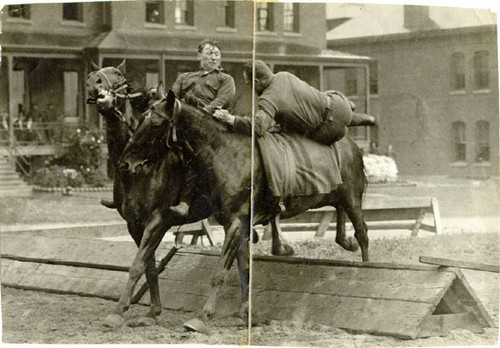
168;38;236;217
214;60;376;144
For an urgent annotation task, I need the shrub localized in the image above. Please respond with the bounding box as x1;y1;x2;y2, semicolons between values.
81;167;108;187
32;165;84;188
363;154;398;183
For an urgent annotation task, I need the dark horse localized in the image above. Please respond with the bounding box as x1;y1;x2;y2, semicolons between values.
86;62;205;328
118;90;369;332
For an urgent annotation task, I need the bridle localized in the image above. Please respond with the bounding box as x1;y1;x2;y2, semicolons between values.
86;68;144;133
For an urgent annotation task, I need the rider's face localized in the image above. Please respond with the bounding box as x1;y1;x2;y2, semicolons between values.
198;44;221;71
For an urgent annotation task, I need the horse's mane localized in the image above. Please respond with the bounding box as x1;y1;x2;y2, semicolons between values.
177;103;250;152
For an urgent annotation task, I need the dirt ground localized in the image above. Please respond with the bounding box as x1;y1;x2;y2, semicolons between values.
2;232;499;347
1;176;499;346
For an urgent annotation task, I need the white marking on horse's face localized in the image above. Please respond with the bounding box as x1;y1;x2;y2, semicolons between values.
96;90;115;110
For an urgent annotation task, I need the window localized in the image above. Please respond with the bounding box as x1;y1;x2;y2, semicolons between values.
175;1;194;26
450;52;465;91
475;120;490;162
474;50;489;90
223;1;235;28
283;3;299;33
64;71;79;119
256;2;273;31
63;3;83;21
452;121;466;162
146;1;164;24
345;68;358;96
369;63;378;95
8;5;30;19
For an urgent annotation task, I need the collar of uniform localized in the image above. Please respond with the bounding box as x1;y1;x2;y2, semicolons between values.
201;66;223;76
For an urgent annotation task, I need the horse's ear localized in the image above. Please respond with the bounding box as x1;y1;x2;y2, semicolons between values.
117;60;126;74
156;82;165;99
166;90;176;110
91;60;100;71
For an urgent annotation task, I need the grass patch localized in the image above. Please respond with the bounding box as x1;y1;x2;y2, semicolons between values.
0;194;121;225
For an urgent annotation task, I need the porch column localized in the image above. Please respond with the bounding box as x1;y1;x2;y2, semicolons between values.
7;55;15;146
159;53;165;87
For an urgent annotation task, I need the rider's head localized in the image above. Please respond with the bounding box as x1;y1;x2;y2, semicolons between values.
197;38;221;72
243;60;273;96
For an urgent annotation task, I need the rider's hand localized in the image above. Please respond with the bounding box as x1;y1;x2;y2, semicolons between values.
184;92;201;107
213;109;235;126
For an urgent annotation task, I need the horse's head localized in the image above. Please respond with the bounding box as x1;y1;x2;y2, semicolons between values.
119;90;178;174
86;61;127;115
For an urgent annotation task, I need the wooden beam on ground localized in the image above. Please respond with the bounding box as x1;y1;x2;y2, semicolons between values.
419;256;500;274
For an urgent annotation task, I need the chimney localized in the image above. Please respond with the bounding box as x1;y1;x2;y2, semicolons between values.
404;5;438;31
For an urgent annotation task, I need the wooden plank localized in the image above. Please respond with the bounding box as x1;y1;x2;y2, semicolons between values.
451;270;496;328
411;208;427;237
0;235;173;269
314;211;334;237
1;259;127;300
431;197;442;234
252;290;429;339
418;313;485;337
419;256;500;273
251;271;452;303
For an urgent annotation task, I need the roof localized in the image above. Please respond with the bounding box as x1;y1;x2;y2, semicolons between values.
0;31;97;54
327;4;497;42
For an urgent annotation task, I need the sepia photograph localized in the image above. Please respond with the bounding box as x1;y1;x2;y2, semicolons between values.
0;0;498;347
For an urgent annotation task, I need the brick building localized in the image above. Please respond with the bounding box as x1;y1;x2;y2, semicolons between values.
1;1;374;170
327;4;498;177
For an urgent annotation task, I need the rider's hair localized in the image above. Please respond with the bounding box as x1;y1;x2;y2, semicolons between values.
198;38;221;53
243;60;273;81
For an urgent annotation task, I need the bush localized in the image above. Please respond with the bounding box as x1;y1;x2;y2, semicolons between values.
363;154;398;183
81;168;108;187
35;127;110;188
32;165;85;188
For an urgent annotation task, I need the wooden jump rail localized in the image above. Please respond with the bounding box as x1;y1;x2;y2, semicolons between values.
1;235;495;339
265;195;442;238
173;195;442;245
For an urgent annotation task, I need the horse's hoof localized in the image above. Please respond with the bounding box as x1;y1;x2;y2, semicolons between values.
183;318;208;333
272;245;295;257
126;316;157;327
103;314;125;328
348;237;359;252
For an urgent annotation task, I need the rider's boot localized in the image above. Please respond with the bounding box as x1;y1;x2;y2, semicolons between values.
169;201;190;217
349;112;377;127
168;166;196;218
101;199;117;209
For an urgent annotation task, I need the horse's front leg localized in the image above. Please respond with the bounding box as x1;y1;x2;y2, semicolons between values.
104;210;169;328
183;216;245;333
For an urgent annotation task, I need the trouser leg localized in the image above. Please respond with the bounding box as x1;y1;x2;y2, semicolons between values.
169;164;197;217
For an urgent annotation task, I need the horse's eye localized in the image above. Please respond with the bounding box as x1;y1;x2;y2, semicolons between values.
96;78;102;84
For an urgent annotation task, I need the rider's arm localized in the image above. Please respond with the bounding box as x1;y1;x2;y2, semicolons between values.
232;99;278;136
203;74;236;114
171;74;185;99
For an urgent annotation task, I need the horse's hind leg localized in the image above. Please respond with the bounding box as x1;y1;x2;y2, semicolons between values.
271;215;294;256
184;216;248;333
334;206;359;252
341;195;369;262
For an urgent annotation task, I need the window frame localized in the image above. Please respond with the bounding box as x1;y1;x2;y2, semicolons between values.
145;1;164;25
452;121;467;162
175;1;194;26
223;1;235;28
473;50;490;90
256;2;274;32
7;4;31;20
344;68;358;97
450;52;466;91
474;120;490;163
283;3;299;33
62;3;83;22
